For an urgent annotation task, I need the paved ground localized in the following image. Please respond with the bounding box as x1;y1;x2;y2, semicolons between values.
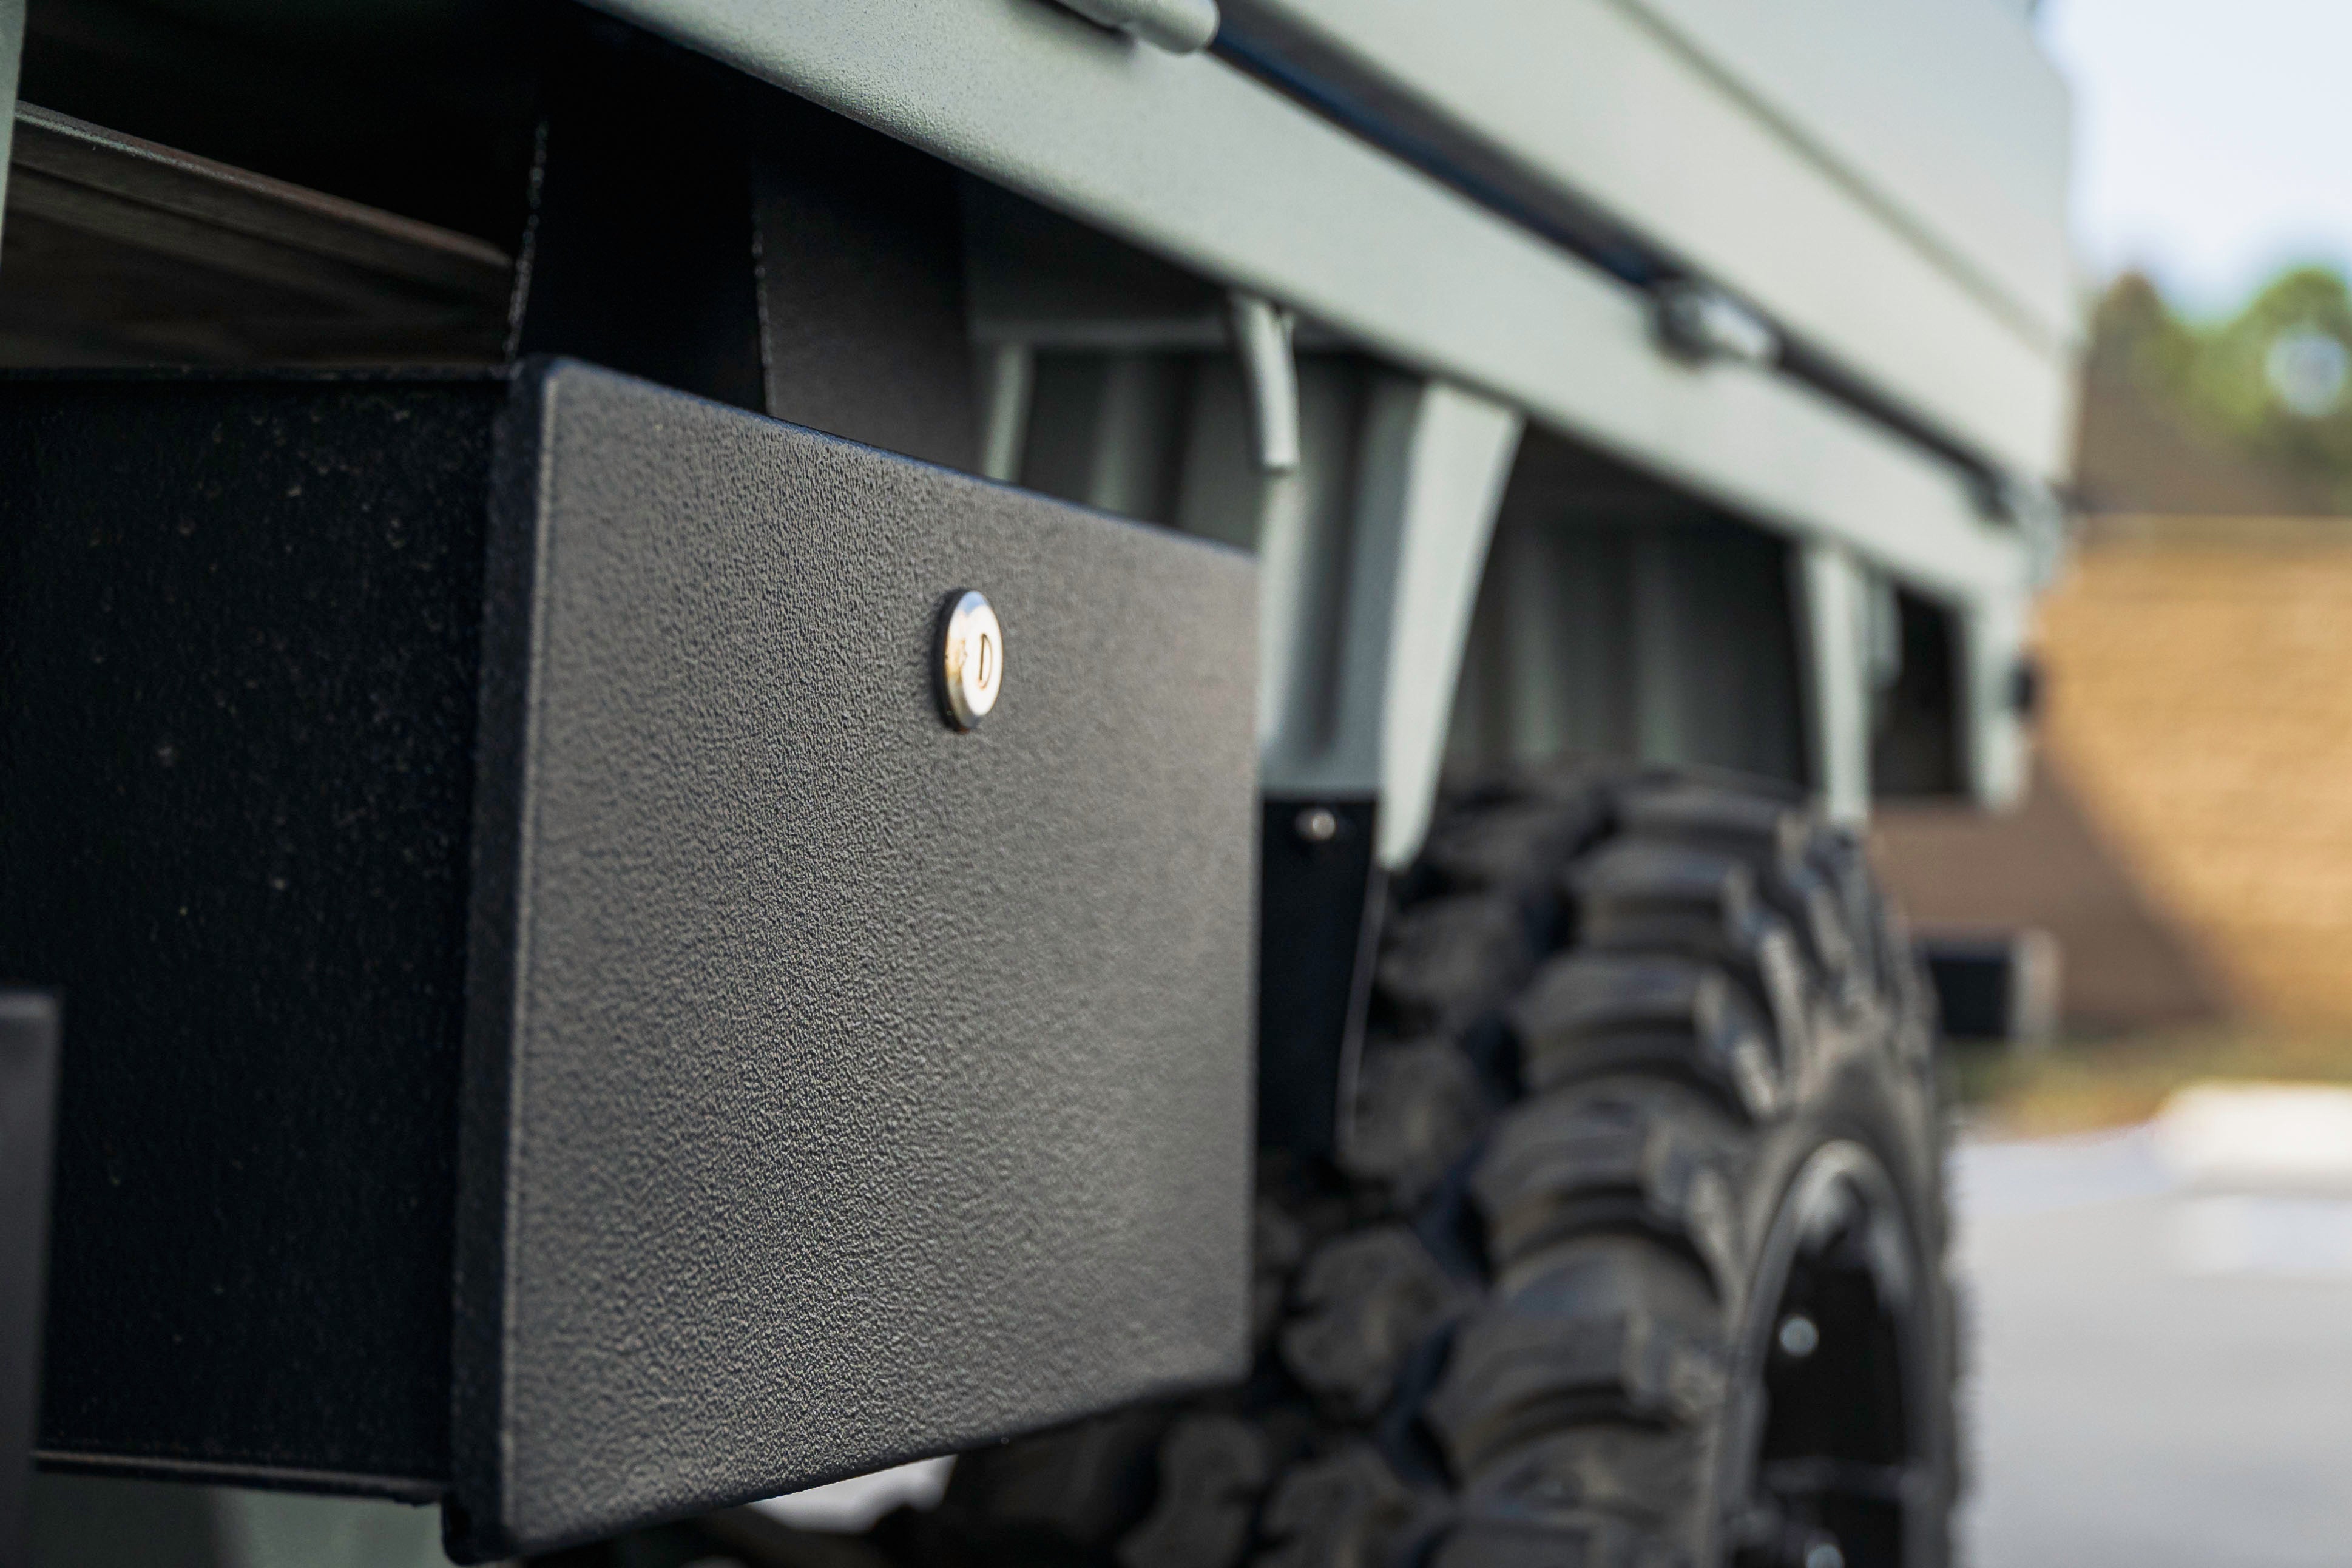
1953;1125;2352;1567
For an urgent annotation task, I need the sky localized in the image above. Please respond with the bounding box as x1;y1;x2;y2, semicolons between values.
2039;0;2352;316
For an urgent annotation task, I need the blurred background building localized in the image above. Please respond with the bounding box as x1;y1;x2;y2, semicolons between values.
1910;14;2352;1561
1873;0;2352;1117
1879;268;2352;1044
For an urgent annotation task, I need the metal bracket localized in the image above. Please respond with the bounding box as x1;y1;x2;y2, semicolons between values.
1227;291;1300;473
1960;593;2032;810
1051;0;1220;54
1794;540;1871;825
1983;473;2072;590
1259;373;1524;867
978;342;1036;482
1256;797;1381;1157
1651;279;1779;368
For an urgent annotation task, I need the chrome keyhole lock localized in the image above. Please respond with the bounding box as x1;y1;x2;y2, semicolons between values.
937;589;1005;731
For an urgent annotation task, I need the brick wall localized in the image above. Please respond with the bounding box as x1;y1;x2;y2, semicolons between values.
2028;518;2352;1026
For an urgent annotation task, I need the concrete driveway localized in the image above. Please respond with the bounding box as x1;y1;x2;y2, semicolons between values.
1954;1113;2352;1567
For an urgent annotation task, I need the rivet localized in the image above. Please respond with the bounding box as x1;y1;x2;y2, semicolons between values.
937;590;1004;731
1295;806;1340;844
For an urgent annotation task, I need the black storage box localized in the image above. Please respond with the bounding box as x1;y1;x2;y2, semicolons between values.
0;360;1257;1556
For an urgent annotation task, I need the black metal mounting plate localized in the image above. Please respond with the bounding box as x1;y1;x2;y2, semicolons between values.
454;362;1256;1555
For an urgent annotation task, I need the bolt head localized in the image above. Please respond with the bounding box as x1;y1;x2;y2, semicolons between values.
938;590;1004;731
1296;806;1340;844
1776;1313;1820;1359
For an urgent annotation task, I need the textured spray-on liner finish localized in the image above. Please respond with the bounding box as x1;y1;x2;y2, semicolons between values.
452;361;1257;1556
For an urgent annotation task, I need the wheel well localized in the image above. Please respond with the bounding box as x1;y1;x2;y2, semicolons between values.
1447;426;1810;790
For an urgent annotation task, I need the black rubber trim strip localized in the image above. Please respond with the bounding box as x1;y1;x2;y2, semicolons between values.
1211;13;2012;499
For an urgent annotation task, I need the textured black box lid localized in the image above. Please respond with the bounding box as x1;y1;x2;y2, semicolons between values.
451;361;1257;1556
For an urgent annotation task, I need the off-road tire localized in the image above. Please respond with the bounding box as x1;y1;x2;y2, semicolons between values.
897;763;1958;1568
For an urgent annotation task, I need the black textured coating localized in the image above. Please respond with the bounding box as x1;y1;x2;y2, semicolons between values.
0;374;501;1488
451;361;1258;1557
515;20;768;413
1256;796;1380;1157
751;92;982;472
1;365;1258;1538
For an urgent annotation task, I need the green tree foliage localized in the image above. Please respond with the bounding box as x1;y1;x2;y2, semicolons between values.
2088;266;2352;508
2194;268;2352;484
